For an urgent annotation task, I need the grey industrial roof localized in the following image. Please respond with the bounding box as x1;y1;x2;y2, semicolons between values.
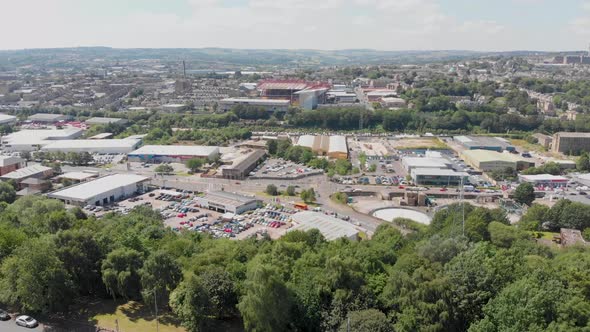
455;135;514;148
0;113;17;123
0;156;24;167
85;117;128;125
290;211;359;241
0;164;52;180
27;113;67;121
41;139;140;151
57;172;99;181
48;174;149;201
129;145;219;157
411;168;469;177
202;191;259;207
555;132;590;138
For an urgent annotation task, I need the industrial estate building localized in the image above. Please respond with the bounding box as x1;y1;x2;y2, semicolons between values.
195;191;260;214
128;145;220;164
220;149;266;180
40;139;142;154
289;211;359;241
85;117;128;126
411;168;469;186
518;174;568;187
0;113;17;125
47;174;150;206
460;150;534;172
455;136;515;152
0;164;54;190
0;156;25;176
552;132;590;155
402;157;451;172
2;128;84;151
218;98;290;113
296;135;348;159
533;133;553;149
27;113;70;123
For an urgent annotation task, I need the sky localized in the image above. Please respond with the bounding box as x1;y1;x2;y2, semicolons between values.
2;0;590;51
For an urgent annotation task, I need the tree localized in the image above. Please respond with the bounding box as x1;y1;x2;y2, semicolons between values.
0;236;73;312
369;164;377;172
186;158;205;173
101;248;143;299
514;182;535;206
286;186;296;196
140;250;182;306
238;264;293;332
301;188;316;203
577;152;590;171
266;140;278;155
0;182;16;204
169;275;211;332
266;184;278;196
338;309;392;332
155;164;174;174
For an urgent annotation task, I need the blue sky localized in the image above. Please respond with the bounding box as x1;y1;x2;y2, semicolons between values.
1;0;590;51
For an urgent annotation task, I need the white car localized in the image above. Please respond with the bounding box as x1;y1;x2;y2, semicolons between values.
16;315;38;328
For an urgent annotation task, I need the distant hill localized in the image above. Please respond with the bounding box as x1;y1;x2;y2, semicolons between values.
0;47;563;69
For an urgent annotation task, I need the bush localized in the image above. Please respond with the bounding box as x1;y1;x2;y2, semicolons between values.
266;184;279;196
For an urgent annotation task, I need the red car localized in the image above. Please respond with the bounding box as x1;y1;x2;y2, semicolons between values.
440;188;448;192
398;185;405;189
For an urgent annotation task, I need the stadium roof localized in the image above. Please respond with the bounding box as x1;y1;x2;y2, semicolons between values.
129;145;219;157
290;211;359;241
48;174;149;201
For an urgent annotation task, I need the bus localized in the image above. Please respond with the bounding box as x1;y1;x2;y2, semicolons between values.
294;202;308;210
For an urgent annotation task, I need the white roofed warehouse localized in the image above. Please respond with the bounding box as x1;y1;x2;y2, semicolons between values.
47;174;150;207
195;191;261;214
40;139;141;154
289;211;359;241
128;145;220;164
296;135;348;160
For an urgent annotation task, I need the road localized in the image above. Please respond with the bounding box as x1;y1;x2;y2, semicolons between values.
0;319;43;332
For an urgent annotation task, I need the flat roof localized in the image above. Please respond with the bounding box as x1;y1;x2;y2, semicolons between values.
202;191;259;207
129;145;219;157
329;135;348;153
461;150;530;163
0;164;51;180
555;132;590;138
411;168;469;177
2;128;84;145
519;174;568;182
0;113;16;123
57;172;99;181
27;113;67;121
41;139;140;151
0;155;24;167
48;174;149;201
85;117;127;125
290;211;358;241
221;98;290;105
403;157;449;168
455;135;514;149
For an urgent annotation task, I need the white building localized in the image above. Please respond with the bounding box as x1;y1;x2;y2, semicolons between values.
85;117;128;126
195;191;260;214
41;139;142;154
2;128;84;152
296;135;348;159
0;113;17;125
402;157;451;172
128;145;220;164
47;174;150;206
289;211;359;241
27;113;69;123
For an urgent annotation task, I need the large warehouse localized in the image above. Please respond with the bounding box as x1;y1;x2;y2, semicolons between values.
47;174;149;206
411;168;469;186
460;150;534;172
402;157;451;172
0;113;17;125
40;139;141;154
2;128;84;151
455;136;515;152
27;113;70;123
85;117;128;126
552;132;590;155
195;191;260;214
220;149;266;180
128;145;220;164
289;211;359;241
296;135;348;159
218;98;290;113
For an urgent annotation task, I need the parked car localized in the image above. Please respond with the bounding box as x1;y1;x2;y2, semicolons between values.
0;310;10;321
16;315;38;328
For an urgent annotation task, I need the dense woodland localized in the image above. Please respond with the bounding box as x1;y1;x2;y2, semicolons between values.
0;194;588;331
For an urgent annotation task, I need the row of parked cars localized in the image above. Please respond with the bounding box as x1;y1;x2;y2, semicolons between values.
0;310;39;328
